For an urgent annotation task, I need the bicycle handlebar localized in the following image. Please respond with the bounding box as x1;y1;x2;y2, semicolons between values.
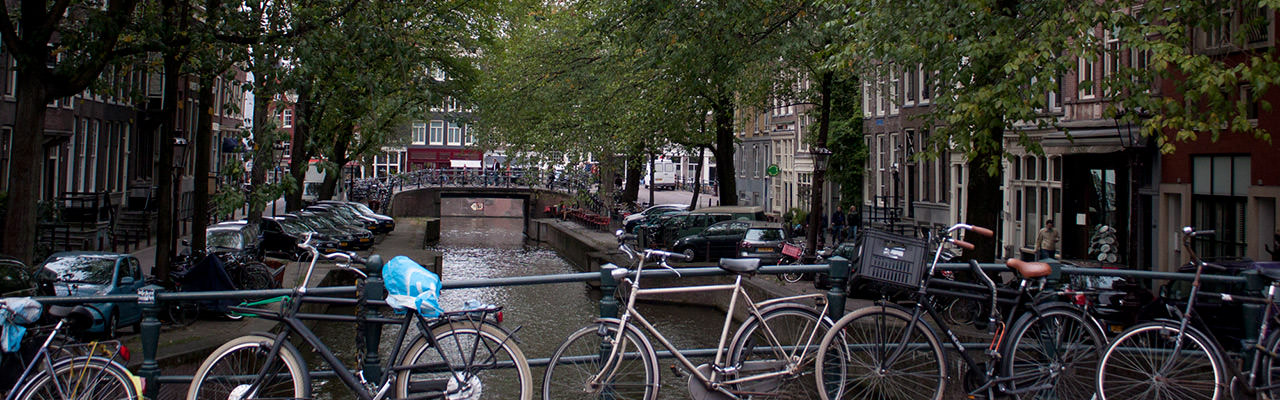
645;249;691;262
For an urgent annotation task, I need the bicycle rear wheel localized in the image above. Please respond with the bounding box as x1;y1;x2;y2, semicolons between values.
237;262;275;290
187;334;311;399
728;303;831;399
815;304;945;400
1096;321;1222;400
15;356;139;400
1001;305;1105;399
542;321;657;400
395;318;533;399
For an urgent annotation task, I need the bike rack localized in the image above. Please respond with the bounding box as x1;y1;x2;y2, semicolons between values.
26;258;1259;398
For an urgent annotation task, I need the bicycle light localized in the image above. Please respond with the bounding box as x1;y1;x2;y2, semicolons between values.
119;344;131;362
495;310;504;324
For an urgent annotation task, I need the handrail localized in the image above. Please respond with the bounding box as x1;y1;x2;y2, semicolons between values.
27;257;1266;398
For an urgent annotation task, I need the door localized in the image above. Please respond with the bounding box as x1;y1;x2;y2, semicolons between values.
114;257;143;323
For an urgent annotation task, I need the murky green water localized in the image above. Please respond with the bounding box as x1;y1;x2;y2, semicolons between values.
310;216;725;399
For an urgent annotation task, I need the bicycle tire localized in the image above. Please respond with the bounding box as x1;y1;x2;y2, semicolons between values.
237;262;275;290
542;320;658;400
727;303;832;399
1262;329;1280;400
187;334;311;399
1000;305;1105;399
165;301;200;327
943;297;983;326
14;356;139;400
394;318;533;399
814;304;946;400
1096;321;1223;400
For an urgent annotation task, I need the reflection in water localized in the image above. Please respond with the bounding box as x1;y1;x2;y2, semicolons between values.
312;217;724;399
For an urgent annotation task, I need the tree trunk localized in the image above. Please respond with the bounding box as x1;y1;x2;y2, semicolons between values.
286;86;312;212
245;86;273;225
712;97;737;206
1;74;49;264
806;71;833;257
963;130;1003;262
154;53;181;283
318;126;352;200
689;146;705;209
622;154;641;204
191;75;214;252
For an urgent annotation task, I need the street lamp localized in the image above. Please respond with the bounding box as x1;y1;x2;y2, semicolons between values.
805;147;833;259
1112;107;1152;267
171;136;189;236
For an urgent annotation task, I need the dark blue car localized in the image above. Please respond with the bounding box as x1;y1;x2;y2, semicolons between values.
36;252;145;337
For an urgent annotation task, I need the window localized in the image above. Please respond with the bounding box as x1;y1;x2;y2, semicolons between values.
412;122;427;145
874;74;885;117
1078;54;1095;99
463;124;475;146
918;67;932;103
1243;85;1259;120
862;81;873;117
5;59;14;97
1201;9;1234;50
447;122;461;145
1242;5;1272;46
888;68;900;115
281;109;293;128
1104;30;1120;95
904;69;916;105
1191;155;1251;258
429;121;444;145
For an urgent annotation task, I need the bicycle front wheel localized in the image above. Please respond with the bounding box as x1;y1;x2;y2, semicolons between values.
815;304;945;400
1096;321;1223;400
1001;305;1105;399
543;321;658;400
395;318;533;400
728;303;831;399
187;334;311;399
15;356;139;400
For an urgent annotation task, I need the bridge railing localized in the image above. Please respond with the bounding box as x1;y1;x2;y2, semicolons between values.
25;259;1261;397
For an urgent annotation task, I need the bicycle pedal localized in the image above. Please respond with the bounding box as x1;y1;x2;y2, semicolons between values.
670;364;685;378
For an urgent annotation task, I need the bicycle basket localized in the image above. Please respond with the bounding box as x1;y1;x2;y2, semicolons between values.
857;229;929;290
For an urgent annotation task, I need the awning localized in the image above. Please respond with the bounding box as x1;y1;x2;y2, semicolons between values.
450;160;482;168
1040;128;1135;154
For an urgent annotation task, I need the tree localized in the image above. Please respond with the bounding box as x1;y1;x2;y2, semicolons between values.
0;0;147;263
826;0;1278;261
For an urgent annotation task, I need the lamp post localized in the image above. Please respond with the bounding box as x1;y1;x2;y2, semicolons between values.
171;137;189;242
1112;108;1150;267
271;142;285;216
805;147;832;259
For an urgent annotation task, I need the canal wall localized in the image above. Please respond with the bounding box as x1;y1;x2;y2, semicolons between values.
526;218;818;320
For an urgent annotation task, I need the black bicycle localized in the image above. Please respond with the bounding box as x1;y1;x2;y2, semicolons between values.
186;234;532;400
816;223;1107;400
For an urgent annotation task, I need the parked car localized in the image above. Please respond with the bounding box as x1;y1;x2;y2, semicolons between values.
658;212;734;249
737;222;790;263
206;221;264;261
317;200;395;233
1156;259;1277;350
260;217;340;259
623;204;689;232
0;256;36;297
278;214;357;252
35;252;145;337
306;204;381;233
296;211;374;250
672;220;754;262
1068;272;1155;334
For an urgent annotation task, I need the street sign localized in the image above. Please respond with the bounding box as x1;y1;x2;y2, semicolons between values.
766;164;780;177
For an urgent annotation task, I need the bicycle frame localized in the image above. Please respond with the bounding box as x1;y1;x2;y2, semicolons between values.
3;319;131;400
594;264;829;398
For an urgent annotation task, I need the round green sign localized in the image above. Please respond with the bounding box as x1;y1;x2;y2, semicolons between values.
766;164;780;176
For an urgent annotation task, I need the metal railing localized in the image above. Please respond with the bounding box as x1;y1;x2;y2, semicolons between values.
26;258;1263;398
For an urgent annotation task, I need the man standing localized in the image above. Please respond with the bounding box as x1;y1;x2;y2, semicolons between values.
831;210;845;243
1035;220;1059;260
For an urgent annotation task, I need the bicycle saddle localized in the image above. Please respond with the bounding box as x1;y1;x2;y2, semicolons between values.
1005;259;1052;279
719;258;761;275
47;305;95;332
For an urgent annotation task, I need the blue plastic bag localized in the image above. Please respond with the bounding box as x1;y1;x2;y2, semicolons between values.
382;256;442;318
0;298;41;353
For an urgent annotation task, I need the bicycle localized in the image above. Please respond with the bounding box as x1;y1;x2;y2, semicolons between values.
815;223;1106;400
543;230;836;399
1096;227;1280;400
2;299;141;400
186;234;533;400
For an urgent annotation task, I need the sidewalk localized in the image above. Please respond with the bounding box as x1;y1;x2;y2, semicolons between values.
132;197;287;275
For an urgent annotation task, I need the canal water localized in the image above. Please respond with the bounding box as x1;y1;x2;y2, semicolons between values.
310;215;726;399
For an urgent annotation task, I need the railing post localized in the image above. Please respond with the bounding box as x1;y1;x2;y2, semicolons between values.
825;256;850;321
599;264;619;319
138;285;163;399
1241;269;1264;365
363;268;385;382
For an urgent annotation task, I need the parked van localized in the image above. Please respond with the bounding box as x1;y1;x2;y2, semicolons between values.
693;206;767;221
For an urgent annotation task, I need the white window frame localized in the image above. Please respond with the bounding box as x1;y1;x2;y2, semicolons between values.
429;121;444;145
463;124;475;146
447;122;461;145
411;122;427;145
888;67;900;115
1078;55;1096;99
281;108;293;128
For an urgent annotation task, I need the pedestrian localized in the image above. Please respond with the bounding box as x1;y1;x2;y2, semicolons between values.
831;210;845;243
1035;220;1059;260
846;206;861;241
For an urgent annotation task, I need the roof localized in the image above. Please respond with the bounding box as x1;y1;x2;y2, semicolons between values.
46;251;127;258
